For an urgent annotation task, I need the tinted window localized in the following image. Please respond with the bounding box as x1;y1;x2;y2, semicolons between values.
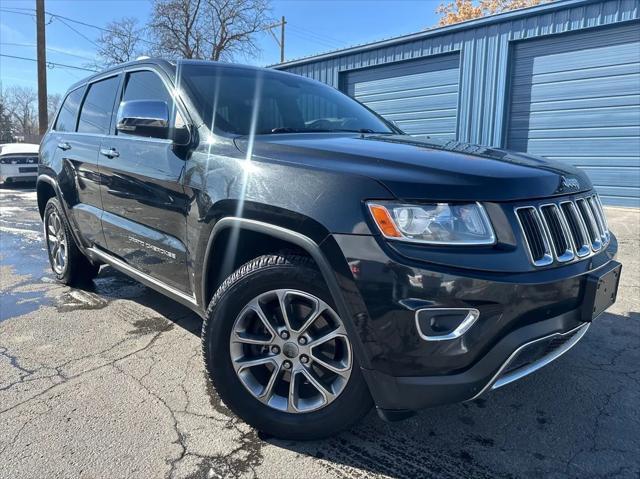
54;87;83;132
78;76;120;134
180;63;393;136
122;70;173;105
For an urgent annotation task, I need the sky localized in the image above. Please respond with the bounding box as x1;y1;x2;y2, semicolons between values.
0;0;442;95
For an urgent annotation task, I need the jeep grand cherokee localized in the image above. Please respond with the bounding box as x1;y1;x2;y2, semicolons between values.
38;59;621;440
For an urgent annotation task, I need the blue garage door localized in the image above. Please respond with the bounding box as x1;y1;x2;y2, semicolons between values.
342;53;460;139
507;23;640;207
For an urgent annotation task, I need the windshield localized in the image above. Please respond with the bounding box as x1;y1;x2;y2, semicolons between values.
178;62;395;136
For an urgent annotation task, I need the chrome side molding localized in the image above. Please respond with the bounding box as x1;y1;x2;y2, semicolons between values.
87;247;200;314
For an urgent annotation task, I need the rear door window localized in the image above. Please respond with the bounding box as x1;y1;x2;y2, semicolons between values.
54;87;84;132
77;76;120;135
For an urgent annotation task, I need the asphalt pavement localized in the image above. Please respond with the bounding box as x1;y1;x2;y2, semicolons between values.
1;184;638;479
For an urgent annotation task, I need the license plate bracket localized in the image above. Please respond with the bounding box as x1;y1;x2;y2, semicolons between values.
582;261;622;322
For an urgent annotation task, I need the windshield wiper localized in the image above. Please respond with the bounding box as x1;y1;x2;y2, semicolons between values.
268;127;334;134
256;127;394;135
330;128;394;134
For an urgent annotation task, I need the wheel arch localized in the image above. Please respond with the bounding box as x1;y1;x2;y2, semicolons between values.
36;174;60;219
200;217;371;369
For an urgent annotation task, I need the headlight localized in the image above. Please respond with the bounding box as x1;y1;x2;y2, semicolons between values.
368;201;495;245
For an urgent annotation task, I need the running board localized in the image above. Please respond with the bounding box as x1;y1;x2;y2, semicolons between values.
87;247;202;316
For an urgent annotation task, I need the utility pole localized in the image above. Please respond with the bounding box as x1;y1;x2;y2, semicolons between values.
280;16;286;63
36;0;48;137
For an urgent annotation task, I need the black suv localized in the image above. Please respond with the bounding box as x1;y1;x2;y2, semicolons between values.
38;59;621;440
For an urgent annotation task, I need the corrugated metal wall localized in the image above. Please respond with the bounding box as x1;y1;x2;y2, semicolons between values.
275;0;640;206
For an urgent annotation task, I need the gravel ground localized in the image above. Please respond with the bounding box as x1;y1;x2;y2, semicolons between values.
0;184;638;479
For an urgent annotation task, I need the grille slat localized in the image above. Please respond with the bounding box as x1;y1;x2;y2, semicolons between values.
515;207;552;266
576;198;602;250
560;202;590;257
540;204;573;262
516;193;609;267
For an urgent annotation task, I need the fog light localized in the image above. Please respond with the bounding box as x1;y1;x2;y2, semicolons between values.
415;308;480;341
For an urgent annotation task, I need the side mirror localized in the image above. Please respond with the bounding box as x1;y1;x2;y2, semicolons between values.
116;100;170;140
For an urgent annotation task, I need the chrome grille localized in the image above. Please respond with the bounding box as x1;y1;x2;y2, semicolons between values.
516;193;610;267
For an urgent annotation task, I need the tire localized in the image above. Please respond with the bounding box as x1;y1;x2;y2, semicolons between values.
43;197;100;285
202;254;373;440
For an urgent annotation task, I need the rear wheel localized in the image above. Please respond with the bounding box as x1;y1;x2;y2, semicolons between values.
44;197;100;285
202;254;372;440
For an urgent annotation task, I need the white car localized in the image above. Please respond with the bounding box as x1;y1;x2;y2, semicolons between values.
0;143;39;185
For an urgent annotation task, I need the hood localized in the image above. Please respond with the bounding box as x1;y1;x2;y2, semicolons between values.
234;133;591;202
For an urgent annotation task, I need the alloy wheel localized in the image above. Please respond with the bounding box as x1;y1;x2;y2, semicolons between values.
229;289;352;413
45;209;67;274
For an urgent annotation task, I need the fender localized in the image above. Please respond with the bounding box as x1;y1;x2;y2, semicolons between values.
201;217;372;369
37;174;88;257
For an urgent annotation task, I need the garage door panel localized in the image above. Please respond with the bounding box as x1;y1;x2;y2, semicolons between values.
514;41;639;74
515;137;640;156
510;106;640;129
510;126;640;140
510;95;640;113
524;74;640;103
343;53;460;140
594;187;640;208
356;83;458;103
365;93;459;114
507;25;640;207
400;118;458;135
382;108;458;122
353;70;459;96
578;167;640;188
511;61;640;87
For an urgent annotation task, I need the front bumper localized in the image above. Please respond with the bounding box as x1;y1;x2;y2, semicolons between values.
321;232;619;412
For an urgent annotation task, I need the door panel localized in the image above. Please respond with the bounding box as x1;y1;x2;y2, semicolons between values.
98;138;190;291
98;69;190;293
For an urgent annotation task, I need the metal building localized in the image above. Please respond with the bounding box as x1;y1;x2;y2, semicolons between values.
274;0;640;207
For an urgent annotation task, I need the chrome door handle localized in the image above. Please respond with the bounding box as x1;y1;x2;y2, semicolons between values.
99;148;120;159
57;142;71;151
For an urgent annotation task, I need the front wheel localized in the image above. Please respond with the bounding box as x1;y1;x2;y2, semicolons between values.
202;254;372;440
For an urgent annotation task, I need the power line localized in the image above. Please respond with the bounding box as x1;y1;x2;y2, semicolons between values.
287;30;342;49
55;17;102;49
0;54;98;72
288;25;344;48
0;42;96;61
0;7;158;48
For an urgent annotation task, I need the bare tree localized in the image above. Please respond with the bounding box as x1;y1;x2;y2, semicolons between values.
0;88;15;142
436;0;551;26
149;0;273;61
202;0;272;60
149;0;204;59
5;86;38;141
95;17;145;67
